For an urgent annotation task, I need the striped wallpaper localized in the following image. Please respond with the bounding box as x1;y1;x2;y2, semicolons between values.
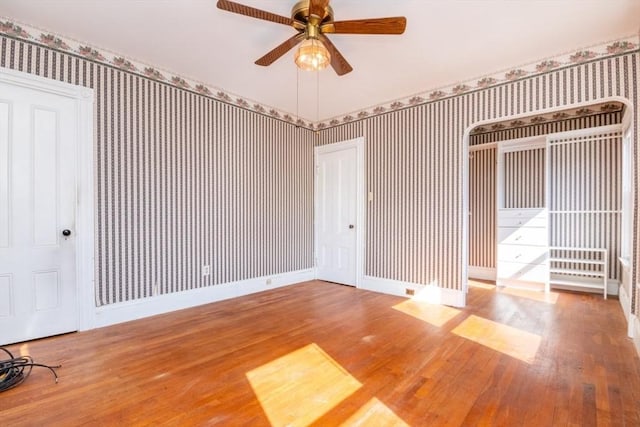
0;33;638;315
468;148;496;269
549;129;623;280
0;36;315;306
364;106;462;286
503;148;546;209
318;52;638;314
317;122;364;147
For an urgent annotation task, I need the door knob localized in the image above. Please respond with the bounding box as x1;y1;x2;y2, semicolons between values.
348;224;355;229
62;229;72;236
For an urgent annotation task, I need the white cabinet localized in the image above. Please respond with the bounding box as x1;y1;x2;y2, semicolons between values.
496;208;548;289
495;136;549;291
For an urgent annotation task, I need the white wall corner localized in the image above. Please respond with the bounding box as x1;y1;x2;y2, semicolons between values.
91;268;315;329
607;280;621;297
468;266;496;281
360;276;465;307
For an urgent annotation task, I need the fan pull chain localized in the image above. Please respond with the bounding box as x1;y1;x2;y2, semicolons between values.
296;66;300;127
316;66;320;124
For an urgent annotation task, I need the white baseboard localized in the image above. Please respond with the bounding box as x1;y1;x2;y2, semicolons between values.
360;276;465;307
619;283;633;337
468;266;496;281
90;268;316;329
549;279;620;297
633;315;640;358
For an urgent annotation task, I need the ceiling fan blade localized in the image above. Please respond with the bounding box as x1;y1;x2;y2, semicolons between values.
217;0;294;26
308;0;330;20
318;34;353;76
255;33;306;66
322;17;407;35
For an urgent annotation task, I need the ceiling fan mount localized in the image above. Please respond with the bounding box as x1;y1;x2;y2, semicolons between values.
291;0;334;25
216;0;407;76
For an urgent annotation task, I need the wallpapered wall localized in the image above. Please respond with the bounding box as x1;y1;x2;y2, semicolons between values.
318;53;638;314
0;36;315;306
468;148;496;270
549;129;623;282
0;34;638;315
503;148;546;209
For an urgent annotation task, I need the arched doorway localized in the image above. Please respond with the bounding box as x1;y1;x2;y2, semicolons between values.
461;97;635;332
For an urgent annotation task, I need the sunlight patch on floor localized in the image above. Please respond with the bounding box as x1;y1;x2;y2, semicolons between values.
392;299;462;327
452;315;541;364
340;398;409;427
468;280;495;290
246;343;361;427
498;286;559;304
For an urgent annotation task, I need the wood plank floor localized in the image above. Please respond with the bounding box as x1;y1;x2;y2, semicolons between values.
1;280;639;426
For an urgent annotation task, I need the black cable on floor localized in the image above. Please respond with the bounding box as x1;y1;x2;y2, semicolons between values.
0;347;61;392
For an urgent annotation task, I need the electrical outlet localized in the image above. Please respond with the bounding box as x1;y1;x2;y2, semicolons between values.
266;278;273;285
202;265;211;276
405;288;415;296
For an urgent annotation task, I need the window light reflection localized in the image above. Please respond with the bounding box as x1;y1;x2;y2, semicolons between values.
452;315;541;364
498;286;559;304
340;398;409;427
246;343;361;427
392;300;462;327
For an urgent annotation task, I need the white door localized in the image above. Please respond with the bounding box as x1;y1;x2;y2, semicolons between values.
315;143;359;286
0;81;78;345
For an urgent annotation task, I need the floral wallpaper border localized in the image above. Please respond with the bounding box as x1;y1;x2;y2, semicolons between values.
470;101;625;135
0;18;305;127
0;17;637;131
318;37;638;130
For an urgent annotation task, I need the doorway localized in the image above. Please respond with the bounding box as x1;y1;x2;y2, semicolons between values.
314;137;365;286
463;98;634;305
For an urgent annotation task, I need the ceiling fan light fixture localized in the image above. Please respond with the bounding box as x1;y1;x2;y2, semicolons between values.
217;0;406;76
295;38;331;71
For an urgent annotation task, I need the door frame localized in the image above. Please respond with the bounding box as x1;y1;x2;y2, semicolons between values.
0;66;95;331
314;137;365;287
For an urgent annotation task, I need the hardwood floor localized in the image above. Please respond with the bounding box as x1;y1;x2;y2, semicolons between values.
1;280;639;426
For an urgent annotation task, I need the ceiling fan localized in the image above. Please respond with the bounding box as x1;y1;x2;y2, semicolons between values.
216;0;407;76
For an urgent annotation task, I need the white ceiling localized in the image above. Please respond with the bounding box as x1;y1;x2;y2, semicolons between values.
2;0;639;122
